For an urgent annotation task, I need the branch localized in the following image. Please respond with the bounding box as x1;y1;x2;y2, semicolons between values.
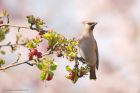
0;24;47;31
76;56;86;64
0;52;53;71
0;42;26;47
0;61;36;71
0;24;31;29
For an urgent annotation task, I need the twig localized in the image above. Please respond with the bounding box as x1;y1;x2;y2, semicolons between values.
76;56;86;64
12;53;21;64
0;51;54;71
0;61;35;71
0;24;47;31
0;24;31;29
0;42;26;47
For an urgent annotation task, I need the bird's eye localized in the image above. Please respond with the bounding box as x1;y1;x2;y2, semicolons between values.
87;23;94;25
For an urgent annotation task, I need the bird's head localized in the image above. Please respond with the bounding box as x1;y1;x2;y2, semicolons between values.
82;21;97;32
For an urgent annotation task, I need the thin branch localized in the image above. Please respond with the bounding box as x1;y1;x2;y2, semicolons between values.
76;56;86;64
0;61;35;71
0;24;31;29
0;24;47;31
12;53;21;64
0;52;53;71
0;42;26;47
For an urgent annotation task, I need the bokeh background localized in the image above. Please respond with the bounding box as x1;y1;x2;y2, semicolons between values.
0;0;140;93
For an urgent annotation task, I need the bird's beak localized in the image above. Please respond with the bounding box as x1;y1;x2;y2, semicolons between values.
91;22;97;27
90;22;97;30
92;22;97;26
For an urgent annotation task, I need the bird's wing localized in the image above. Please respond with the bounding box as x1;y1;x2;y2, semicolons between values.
95;40;99;70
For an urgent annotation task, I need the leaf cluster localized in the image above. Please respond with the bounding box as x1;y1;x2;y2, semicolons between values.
37;58;58;81
27;15;45;31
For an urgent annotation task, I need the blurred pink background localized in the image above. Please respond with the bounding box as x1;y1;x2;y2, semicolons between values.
0;0;140;93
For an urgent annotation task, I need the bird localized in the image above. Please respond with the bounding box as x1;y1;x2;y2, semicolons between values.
78;21;99;80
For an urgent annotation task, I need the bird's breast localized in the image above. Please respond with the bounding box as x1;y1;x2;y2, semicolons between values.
79;37;97;65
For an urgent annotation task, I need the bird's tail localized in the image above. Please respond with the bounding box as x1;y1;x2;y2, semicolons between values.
90;65;96;80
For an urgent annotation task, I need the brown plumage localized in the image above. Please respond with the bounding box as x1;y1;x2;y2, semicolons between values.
90;65;96;79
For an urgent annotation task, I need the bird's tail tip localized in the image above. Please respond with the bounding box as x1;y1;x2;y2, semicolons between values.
90;65;97;80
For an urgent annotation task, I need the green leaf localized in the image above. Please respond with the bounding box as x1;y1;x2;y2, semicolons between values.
0;30;5;42
0;50;5;55
0;26;9;42
50;62;58;71
3;10;9;16
65;75;70;79
48;71;54;76
0;59;5;67
1;26;9;33
0;10;8;17
66;65;72;72
35;24;41;30
69;52;76;58
71;41;78;46
35;18;44;25
37;63;42;70
41;62;48;71
42;33;51;40
26;38;41;49
25;41;35;48
33;38;41;44
26;15;35;24
73;74;79;84
66;46;72;51
40;71;47;81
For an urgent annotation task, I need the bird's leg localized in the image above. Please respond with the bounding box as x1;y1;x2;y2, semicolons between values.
75;56;86;64
74;57;79;69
